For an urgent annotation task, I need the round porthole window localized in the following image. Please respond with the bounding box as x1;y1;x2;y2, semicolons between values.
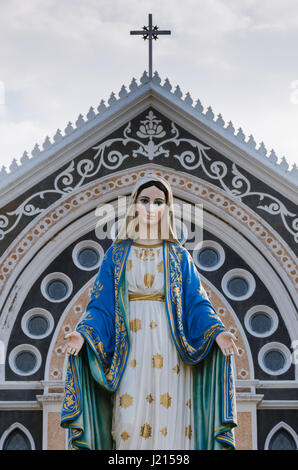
258;343;291;376
199;248;219;267
78;247;99;267
72;241;103;271
222;269;256;301
264;349;286;372
227;276;249;297
244;306;278;338
250;312;272;333
21;308;54;339
9;345;42;376
41;273;73;303
193;241;225;271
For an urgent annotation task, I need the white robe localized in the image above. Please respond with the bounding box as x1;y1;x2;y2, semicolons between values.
111;241;194;450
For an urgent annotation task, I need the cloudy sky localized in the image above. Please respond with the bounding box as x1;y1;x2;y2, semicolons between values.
0;0;297;174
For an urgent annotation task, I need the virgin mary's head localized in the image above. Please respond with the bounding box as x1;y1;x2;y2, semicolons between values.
114;175;180;243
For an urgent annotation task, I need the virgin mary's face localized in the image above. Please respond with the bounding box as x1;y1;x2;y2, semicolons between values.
135;185;166;228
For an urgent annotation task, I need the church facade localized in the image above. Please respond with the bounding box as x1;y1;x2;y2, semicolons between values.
0;71;297;450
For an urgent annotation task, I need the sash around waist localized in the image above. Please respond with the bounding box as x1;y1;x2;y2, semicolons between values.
129;293;165;302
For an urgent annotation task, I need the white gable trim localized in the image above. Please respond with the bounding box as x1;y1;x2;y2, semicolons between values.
0;72;296;207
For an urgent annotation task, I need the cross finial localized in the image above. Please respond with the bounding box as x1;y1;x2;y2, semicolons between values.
130;13;171;80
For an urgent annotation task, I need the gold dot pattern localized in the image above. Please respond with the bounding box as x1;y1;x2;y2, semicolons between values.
111;243;194;450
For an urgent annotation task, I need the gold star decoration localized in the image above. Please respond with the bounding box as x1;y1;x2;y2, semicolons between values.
160;427;167;437
150;321;158;329
121;431;130;441
146;393;154;404
186;399;191;408
140;422;152;439
152;353;163;369
160;393;172;409
129;359;138;368
130;318;142;333
120;393;134;408
172;364;180;374
185;425;192;439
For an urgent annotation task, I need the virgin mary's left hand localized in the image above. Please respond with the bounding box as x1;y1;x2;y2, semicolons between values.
215;331;239;356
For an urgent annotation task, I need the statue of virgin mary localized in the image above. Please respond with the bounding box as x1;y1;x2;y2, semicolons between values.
60;174;238;450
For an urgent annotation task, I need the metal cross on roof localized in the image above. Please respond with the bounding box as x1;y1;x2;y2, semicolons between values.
130;13;171;80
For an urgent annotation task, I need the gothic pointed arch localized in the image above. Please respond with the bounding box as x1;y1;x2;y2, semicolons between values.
265;422;298;450
0;422;35;450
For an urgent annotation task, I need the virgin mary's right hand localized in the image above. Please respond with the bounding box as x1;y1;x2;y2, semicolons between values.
62;331;85;356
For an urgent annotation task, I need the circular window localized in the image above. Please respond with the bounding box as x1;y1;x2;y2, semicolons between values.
21;308;54;339
264;349;286;372
193;241;225;271
9;345;42;376
199;248;219;267
28;315;49;336
244;306;278;337
41;273;73;303
250;312;272;333
227;276;249;297
15;351;36;373
258;343;291;376
221;269;256;301
72;241;103;271
78;247;99;267
46;279;68;299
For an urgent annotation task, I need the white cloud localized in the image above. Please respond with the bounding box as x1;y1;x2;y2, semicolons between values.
0;0;297;172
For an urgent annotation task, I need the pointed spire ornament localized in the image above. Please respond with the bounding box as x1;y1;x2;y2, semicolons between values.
215;113;225;128
86;107;96;121
9;158;19;172
31;143;41;157
129;77;138;92
163;78;172;92
43;136;52;150
108;92;117;106
64;122;74;135
268;149;278;164
236;127;245;142
174;85;183;99
20;151;30;164
194;99;203;113
97;99;107;113
184;92;193;106
140;70;149;85
53;129;63;143
205;106;214;121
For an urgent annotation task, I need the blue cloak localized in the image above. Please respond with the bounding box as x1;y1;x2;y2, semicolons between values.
60;238;237;449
